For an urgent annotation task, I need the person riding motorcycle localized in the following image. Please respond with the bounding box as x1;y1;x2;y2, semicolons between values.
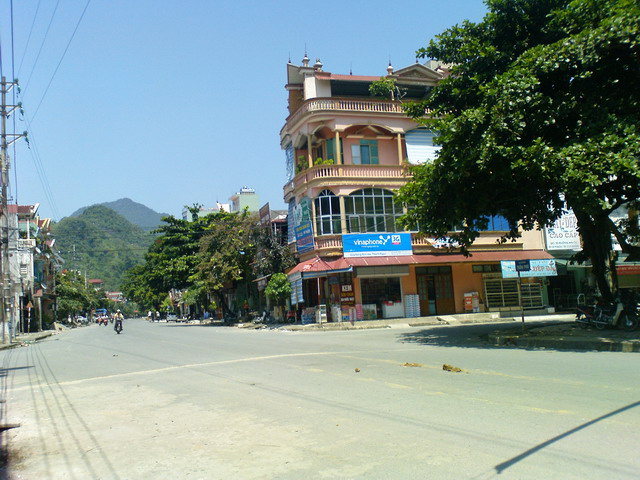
114;310;124;334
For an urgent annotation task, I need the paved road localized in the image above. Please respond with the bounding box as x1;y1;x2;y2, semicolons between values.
1;319;638;479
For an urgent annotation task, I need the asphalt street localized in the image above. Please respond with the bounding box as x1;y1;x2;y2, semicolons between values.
1;319;638;479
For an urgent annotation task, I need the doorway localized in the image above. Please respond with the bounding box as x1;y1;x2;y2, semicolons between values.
416;266;455;315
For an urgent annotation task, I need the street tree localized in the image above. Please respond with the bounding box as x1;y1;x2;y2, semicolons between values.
195;210;258;319
395;0;640;300
264;273;292;308
55;270;105;322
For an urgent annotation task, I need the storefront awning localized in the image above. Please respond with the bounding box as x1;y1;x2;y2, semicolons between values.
287;256;353;279
344;250;553;267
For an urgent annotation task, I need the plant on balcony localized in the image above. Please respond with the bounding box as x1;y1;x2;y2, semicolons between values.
295;155;307;174
313;157;334;166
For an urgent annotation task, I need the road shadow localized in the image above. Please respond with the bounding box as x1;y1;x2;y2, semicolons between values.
494;400;640;476
397;322;520;349
397;321;584;350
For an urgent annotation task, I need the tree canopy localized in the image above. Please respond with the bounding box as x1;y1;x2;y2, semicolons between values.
121;207;293;317
397;0;640;300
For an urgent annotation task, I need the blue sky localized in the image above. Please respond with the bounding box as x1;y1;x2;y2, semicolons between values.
0;0;488;221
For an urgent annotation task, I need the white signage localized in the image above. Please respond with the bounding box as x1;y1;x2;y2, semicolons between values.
545;209;581;251
501;259;558;278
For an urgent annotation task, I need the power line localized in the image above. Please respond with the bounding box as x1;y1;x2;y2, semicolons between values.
30;0;93;124
20;0;61;100
16;0;42;77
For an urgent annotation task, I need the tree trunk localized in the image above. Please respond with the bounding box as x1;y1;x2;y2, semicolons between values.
574;209;616;302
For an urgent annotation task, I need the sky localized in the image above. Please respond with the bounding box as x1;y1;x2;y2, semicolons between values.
0;0;488;221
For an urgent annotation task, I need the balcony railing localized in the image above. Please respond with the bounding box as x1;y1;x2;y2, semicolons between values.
284;164;408;197
285;97;404;129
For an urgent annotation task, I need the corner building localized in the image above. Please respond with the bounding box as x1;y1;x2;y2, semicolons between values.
281;56;552;322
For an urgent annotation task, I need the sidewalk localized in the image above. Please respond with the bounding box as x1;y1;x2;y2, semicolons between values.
245;311;640;352
0;330;56;351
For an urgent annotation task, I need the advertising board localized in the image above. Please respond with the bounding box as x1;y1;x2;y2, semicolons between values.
501;259;558;278
342;233;412;258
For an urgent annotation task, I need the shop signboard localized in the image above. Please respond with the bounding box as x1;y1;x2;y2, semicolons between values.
617;264;640;276
544;209;581;251
295;221;315;254
342;233;412;258
501;259;558;278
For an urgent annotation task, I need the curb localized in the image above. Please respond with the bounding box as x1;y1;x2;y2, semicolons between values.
489;332;640;352
0;332;55;351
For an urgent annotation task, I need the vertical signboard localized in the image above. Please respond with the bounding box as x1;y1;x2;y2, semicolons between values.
295;221;315;254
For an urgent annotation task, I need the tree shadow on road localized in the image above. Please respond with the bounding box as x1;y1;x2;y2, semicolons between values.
397;321;559;350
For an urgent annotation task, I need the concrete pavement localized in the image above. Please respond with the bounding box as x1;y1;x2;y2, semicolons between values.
244;310;640;352
3;311;639;352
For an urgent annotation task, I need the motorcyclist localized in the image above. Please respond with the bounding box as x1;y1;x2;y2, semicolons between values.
114;309;124;333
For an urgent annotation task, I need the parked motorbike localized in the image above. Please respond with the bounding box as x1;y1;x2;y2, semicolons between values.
576;300;638;331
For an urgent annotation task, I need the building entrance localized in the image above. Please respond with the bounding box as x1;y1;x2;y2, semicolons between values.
416;266;455;315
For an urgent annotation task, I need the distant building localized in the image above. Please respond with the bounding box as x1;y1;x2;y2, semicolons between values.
229;187;260;213
106;291;124;302
88;279;104;290
181;202;230;221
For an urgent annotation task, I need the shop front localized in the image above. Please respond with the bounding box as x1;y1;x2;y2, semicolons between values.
288;250;556;323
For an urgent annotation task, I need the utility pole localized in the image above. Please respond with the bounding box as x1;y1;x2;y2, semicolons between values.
1;77;26;343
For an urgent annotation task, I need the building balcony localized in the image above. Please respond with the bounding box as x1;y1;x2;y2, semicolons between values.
282;97;405;137
284;164;409;201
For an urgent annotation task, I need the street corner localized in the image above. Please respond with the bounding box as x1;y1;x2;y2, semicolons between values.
488;322;640;352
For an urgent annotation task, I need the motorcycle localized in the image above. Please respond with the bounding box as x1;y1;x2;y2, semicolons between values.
576;300;638;331
114;319;123;334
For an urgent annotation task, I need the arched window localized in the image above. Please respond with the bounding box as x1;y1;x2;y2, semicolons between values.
344;188;403;233
314;190;341;235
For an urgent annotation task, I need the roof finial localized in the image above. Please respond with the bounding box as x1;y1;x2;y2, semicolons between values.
387;58;394;75
313;58;323;71
302;44;309;67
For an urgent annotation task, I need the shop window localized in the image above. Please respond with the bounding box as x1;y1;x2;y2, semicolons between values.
472;264;501;273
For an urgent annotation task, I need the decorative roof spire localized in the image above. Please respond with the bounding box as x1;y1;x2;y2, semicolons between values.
302;48;310;67
313;58;323;71
387;60;394;75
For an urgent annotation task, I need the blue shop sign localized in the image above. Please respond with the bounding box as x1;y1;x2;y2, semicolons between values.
343;233;412;258
295;221;315;254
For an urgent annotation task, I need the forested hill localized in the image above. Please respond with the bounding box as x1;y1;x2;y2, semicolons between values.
53;205;156;290
71;198;168;232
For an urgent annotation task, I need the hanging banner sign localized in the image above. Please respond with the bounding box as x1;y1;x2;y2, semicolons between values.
501;259;558;278
343;233;412;258
295;221;315;254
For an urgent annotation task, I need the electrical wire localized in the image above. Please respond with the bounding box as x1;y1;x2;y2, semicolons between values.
16;0;42;77
29;0;92;124
19;109;61;220
20;0;61;100
11;0;19;205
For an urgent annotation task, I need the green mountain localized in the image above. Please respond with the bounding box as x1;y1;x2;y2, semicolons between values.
71;198;168;231
54;205;156;290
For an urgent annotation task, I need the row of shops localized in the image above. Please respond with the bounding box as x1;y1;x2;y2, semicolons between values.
288;248;560;323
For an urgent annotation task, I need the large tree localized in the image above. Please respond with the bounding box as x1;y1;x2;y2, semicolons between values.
194;210;258;319
397;0;640;300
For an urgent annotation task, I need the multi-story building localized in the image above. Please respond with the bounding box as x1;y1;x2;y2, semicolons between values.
281;56;553;322
5;204;61;333
229;186;260;213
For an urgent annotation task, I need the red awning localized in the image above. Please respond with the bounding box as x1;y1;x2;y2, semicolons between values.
288;256;352;275
343;250;553;267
